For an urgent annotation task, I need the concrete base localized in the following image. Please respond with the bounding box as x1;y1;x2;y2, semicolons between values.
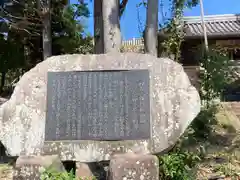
108;153;159;180
13;155;65;180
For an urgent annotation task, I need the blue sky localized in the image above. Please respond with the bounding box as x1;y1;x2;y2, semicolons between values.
71;0;240;40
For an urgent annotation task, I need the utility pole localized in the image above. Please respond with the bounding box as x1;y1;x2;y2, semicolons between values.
199;0;208;52
200;0;211;108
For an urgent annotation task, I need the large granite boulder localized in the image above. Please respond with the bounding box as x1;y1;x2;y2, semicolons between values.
0;53;200;162
0;97;7;106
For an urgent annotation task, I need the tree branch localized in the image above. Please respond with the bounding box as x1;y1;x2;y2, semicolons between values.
119;0;128;17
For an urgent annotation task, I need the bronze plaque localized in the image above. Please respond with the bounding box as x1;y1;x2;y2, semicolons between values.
45;70;150;141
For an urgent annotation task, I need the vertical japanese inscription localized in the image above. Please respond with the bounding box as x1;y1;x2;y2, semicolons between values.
45;70;150;141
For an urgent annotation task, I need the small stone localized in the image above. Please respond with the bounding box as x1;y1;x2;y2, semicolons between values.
108;153;159;180
13;155;65;180
75;162;94;179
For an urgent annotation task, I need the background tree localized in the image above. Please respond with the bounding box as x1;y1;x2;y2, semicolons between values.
144;0;158;56
102;0;121;53
93;0;128;53
0;0;92;95
161;0;199;60
94;0;104;54
39;0;52;59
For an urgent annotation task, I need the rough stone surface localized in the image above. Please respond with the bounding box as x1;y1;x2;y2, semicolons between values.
108;153;159;180
0;97;7;106
13;155;65;180
0;53;200;162
75;162;94;179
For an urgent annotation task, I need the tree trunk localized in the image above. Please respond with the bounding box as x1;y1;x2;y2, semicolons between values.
144;0;158;56
94;0;104;54
102;0;121;53
42;0;52;60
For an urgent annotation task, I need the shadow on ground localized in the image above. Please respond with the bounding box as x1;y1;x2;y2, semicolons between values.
181;104;240;179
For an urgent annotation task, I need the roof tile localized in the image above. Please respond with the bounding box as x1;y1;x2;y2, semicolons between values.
183;14;240;37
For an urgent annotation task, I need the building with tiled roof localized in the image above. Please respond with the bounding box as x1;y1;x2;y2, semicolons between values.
158;14;240;39
122;14;240;97
123;14;240;54
158;14;240;64
159;14;240;100
183;14;240;38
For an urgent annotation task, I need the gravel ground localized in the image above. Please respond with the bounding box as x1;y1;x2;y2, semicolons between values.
0;164;12;180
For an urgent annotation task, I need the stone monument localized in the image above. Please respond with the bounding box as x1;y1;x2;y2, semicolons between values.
0;97;7;106
0;53;200;179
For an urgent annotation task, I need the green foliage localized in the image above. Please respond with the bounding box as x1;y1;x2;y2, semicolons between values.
41;168;97;180
199;47;235;105
1;0;93;60
188;45;235;141
157;1;228;180
52;3;93;55
0;0;93;94
213;163;240;177
159;6;234;175
159;148;201;180
0;33;25;71
161;2;184;62
161;0;199;61
158;104;219;179
41;169;75;180
191;105;218;139
161;21;184;62
166;43;237;179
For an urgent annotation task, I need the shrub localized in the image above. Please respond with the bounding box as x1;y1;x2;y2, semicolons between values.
159;148;201;180
190;105;218;139
40;168;97;180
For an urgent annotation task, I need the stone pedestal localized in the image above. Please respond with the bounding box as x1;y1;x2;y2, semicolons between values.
75;162;94;179
108;153;159;180
13;155;65;180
